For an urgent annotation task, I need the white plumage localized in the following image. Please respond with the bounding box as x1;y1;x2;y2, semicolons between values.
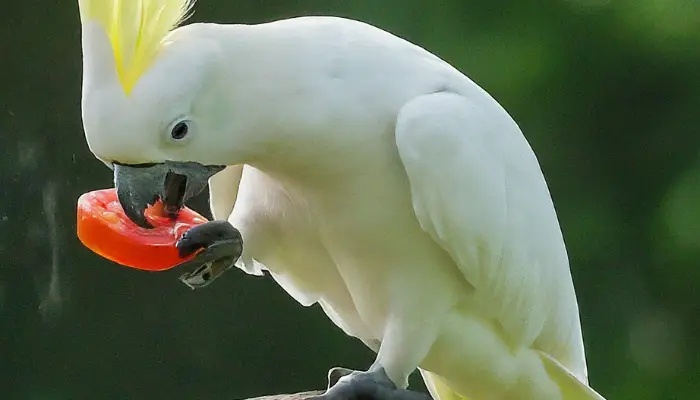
79;8;606;400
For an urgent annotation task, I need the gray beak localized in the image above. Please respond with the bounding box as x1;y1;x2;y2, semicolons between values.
114;161;225;228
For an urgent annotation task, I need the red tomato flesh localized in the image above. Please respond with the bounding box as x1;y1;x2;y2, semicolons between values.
76;188;208;271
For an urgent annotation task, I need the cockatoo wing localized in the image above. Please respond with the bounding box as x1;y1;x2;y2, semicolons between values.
395;91;604;399
208;165;244;221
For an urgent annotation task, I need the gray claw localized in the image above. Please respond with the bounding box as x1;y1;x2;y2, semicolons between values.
178;256;236;289
176;220;242;258
173;221;243;289
312;367;432;400
328;367;354;389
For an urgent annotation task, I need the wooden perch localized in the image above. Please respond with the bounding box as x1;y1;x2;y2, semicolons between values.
240;391;324;400
239;389;432;400
237;369;433;400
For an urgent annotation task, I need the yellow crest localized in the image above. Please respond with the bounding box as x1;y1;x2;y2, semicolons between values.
78;0;196;94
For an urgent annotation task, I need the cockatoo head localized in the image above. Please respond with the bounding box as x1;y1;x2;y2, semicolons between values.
78;0;230;227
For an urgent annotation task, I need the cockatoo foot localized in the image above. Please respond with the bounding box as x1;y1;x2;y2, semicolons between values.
173;220;243;289
309;367;432;400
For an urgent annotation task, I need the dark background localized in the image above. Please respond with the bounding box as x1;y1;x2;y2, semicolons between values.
2;1;699;399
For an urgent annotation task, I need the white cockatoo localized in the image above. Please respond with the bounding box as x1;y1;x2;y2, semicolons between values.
77;1;607;399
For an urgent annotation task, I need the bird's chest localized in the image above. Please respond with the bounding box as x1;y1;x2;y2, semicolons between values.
231;165;439;339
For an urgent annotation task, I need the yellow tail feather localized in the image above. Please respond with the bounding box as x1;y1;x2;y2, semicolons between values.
420;369;471;400
537;351;607;400
419;352;605;400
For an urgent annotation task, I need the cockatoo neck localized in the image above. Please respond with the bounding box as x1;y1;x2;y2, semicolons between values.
188;22;374;178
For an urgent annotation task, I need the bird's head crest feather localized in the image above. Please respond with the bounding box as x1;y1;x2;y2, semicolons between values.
77;0;196;94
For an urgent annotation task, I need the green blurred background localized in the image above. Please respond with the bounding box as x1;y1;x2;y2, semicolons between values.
2;0;699;399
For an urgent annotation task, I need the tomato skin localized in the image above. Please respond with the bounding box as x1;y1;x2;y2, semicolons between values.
76;188;208;271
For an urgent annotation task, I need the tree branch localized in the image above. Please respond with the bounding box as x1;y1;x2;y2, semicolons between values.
238;388;432;400
239;391;324;400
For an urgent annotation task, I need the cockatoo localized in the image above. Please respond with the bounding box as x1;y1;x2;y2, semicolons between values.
77;1;607;399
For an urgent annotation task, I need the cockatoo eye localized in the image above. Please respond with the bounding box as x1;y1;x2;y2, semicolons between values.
170;121;189;140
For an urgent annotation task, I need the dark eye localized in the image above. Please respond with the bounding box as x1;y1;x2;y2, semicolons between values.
171;121;189;140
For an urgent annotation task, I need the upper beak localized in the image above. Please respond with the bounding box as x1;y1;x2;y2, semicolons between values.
113;161;225;228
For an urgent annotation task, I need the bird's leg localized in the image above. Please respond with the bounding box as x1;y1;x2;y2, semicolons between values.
311;289;449;400
173;220;243;289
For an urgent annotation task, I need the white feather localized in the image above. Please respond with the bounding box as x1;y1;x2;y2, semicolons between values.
83;11;604;399
395;91;587;377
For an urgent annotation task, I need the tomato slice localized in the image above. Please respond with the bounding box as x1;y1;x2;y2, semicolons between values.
76;188;208;271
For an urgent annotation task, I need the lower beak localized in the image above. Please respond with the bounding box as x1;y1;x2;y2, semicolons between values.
114;161;225;228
